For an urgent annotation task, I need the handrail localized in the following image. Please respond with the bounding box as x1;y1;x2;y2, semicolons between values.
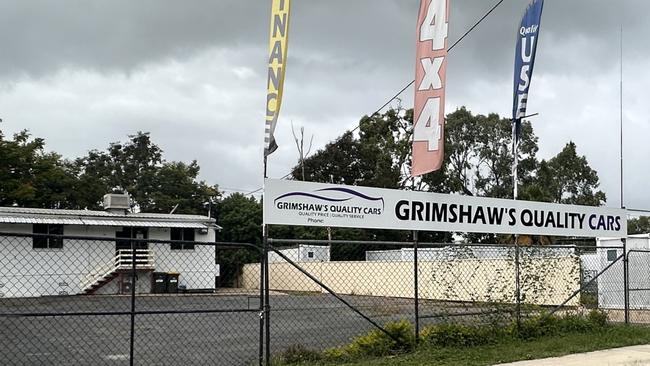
81;249;155;291
81;253;121;290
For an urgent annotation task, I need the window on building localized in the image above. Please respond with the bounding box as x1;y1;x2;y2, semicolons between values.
33;224;64;249
170;228;195;250
607;249;618;262
115;227;148;251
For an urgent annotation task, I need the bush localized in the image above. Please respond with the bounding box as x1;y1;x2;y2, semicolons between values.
324;320;415;360
587;309;608;327
274;312;611;364
516;310;609;340
273;344;322;365
421;311;610;346
421;323;503;347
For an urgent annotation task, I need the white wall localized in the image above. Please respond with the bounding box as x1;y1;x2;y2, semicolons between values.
580;253;600;281
596;236;650;309
299;245;330;262
0;224;217;298
625;235;650;310
268;245;330;263
366;250;402;262
0;224;117;297
149;227;218;290
269;247;299;263
366;246;575;263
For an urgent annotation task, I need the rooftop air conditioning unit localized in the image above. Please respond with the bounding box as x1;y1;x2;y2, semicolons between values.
103;193;131;211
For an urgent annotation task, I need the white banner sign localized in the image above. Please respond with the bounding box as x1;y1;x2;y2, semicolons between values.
264;179;627;238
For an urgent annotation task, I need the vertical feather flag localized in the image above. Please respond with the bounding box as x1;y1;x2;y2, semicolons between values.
264;0;291;156
412;0;449;176
512;0;544;145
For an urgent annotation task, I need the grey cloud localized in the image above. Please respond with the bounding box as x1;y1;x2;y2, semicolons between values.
0;0;648;211
0;0;268;78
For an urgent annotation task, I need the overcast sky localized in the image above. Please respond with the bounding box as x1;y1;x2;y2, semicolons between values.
0;0;648;211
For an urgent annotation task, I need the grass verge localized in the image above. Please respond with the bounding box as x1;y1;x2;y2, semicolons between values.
322;325;650;366
273;313;650;366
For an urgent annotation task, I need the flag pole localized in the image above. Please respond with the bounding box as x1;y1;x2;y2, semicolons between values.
619;25;624;210
512;120;521;331
619;25;629;325
260;151;271;365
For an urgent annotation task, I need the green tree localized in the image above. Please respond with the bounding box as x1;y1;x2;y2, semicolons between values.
73;132;219;214
521;142;606;206
628;216;650;235
216;193;263;286
293;108;411;189
141;161;218;215
439;107;538;199
0;129;77;208
72;131;162;209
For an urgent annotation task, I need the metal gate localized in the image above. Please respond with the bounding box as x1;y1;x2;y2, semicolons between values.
627;249;650;323
0;232;263;366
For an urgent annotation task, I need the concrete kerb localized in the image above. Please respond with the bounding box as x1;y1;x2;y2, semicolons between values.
496;344;650;366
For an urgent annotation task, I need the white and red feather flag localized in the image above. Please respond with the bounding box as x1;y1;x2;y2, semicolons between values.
412;0;449;176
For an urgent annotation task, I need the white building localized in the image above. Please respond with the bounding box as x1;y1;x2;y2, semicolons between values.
0;196;220;298
597;234;650;309
366;246;575;262
268;245;330;263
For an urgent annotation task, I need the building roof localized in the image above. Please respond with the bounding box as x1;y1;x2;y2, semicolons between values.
0;207;221;230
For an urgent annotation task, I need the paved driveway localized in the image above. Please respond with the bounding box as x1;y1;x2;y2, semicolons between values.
0;292;416;366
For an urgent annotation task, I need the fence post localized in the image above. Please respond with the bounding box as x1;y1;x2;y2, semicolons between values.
129;240;137;366
514;234;521;333
263;227;271;366
258;229;265;366
413;230;419;345
623;237;629;324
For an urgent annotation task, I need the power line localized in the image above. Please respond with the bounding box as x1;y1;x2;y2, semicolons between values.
351;0;506;133
253;0;507;194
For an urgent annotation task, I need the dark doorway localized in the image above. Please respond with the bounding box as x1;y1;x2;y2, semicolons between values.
115;227;149;251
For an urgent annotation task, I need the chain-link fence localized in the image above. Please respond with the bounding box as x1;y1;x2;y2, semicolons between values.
0;231;639;365
0;232;263;366
242;237;631;360
626;249;650;323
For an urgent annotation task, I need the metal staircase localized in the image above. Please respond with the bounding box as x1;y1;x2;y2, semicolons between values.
81;249;155;294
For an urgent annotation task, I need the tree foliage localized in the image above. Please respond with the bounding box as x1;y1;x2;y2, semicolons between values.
293;108;411;189
628;216;650;235
435;107;538;198
520;142;606;206
70;132;220;214
215;193;263;286
1;128;220;215
0;130;77;208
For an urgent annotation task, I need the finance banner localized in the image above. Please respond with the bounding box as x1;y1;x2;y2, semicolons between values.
264;0;291;156
264;179;627;238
